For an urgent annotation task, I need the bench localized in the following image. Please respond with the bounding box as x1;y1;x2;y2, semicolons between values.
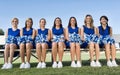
0;35;120;62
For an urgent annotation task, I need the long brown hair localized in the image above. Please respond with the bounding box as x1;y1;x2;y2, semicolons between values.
53;17;62;28
84;14;94;28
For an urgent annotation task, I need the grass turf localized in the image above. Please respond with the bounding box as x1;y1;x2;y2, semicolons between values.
0;52;120;75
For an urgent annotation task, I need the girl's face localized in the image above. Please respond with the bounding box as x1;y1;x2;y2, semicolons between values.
55;18;61;26
26;19;32;28
100;18;107;25
12;19;18;28
86;16;92;24
70;18;76;26
40;20;45;28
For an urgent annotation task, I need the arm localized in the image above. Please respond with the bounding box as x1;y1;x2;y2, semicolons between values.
32;29;36;39
20;28;23;37
65;28;69;41
36;29;38;36
47;29;51;41
110;27;112;36
50;29;53;39
81;27;84;41
96;27;100;37
63;28;66;40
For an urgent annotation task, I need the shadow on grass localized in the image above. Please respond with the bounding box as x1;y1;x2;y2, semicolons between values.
1;59;120;68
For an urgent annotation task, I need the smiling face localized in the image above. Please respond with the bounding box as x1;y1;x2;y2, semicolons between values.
55;18;61;26
70;18;76;26
25;18;33;28
11;18;18;28
100;17;108;25
84;15;94;28
40;19;46;28
85;16;92;25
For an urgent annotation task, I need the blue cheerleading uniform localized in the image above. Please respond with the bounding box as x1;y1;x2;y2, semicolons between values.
98;25;115;48
35;28;51;48
6;28;20;47
66;26;82;48
52;27;64;43
81;25;99;48
19;27;34;45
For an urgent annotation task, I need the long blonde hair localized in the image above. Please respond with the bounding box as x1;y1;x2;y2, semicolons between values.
84;14;94;28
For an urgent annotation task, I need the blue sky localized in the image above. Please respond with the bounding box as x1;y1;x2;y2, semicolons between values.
0;0;120;34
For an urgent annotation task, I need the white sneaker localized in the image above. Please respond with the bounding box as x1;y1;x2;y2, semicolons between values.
71;61;77;67
41;62;46;68
58;61;63;68
90;61;96;67
25;62;30;69
112;60;118;67
1;63;8;69
76;61;81;67
96;61;101;67
36;62;42;68
6;63;13;69
52;62;57;68
107;61;113;67
20;63;25;69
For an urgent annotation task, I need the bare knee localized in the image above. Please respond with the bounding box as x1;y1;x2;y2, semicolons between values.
20;44;25;49
52;42;57;48
5;44;10;49
58;42;64;48
89;42;94;48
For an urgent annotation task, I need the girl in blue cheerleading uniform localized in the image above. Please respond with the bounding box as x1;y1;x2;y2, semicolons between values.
81;15;101;67
35;18;51;68
19;18;36;69
98;16;118;67
65;17;82;67
51;17;65;68
1;18;20;69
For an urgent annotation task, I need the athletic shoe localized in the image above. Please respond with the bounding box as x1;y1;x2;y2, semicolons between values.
76;61;81;67
1;63;8;69
52;62;57;68
58;61;63;68
25;62;30;69
96;61;101;67
90;61;96;67
20;63;25;69
107;60;113;67
36;62;42;68
112;60;118;67
6;63;13;69
41;62;46;68
71;61;77;67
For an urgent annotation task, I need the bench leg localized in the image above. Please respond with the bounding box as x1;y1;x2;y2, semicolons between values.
31;53;38;59
12;55;20;62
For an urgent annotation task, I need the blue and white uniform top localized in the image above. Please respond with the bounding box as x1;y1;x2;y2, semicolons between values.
19;27;34;44
35;28;49;43
83;25;99;44
68;26;82;44
98;25;115;45
6;28;20;45
52;27;64;42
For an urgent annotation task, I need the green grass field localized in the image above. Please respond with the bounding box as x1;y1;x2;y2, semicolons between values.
0;51;120;75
